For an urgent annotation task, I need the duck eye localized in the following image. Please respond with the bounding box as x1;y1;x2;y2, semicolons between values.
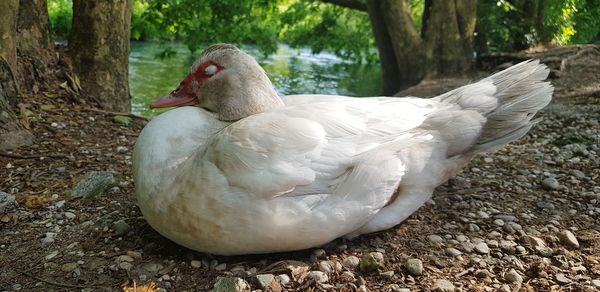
204;64;218;76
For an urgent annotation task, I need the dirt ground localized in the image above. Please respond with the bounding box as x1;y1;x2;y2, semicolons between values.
1;45;599;292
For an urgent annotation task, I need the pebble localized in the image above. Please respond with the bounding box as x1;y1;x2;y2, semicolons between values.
313;248;326;258
359;252;384;272
445;247;462;257
118;262;133;271
405;258;423;276
542;177;560;190
254;274;276;289
0;191;18;213
71;171;119;199
212;277;249;292
318;261;333;273
61;262;78;272
342;255;360;269
493;219;505;226
504;269;522;283
474;242;490;254
460;242;475;253
432;279;455;292
554;273;571;285
308;271;329;283
380;270;394;279
558;230;580;248
112;220;131;236
190;260;201;268
591;279;600;288
468;223;481;232
63;212;76;219
214;263;227;271
427;234;444;244
116;146;128;153
45;251;59;260
41;232;57;244
357;285;368;292
277;274;290;285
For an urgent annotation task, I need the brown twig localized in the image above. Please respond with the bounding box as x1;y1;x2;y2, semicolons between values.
0;151;68;159
15;268;104;289
83;108;150;121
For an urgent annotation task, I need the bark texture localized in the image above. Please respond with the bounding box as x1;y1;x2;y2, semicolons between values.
365;0;477;94
1;0;33;150
17;0;55;91
70;0;132;112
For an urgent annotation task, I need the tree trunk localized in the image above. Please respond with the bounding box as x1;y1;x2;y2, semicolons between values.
363;0;476;94
69;0;132;112
1;0;33;150
16;0;55;92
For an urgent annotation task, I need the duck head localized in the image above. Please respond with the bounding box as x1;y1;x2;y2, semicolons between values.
151;44;284;121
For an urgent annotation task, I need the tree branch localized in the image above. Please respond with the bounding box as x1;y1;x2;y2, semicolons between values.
320;0;367;12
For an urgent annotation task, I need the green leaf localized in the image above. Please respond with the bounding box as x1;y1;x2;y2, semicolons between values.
113;115;132;126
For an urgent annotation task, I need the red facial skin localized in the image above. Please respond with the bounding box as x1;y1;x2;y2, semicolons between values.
150;61;224;108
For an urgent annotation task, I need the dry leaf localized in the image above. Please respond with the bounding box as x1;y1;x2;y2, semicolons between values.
24;195;54;209
123;282;157;292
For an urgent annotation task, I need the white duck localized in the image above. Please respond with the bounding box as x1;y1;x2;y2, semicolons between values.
133;44;552;255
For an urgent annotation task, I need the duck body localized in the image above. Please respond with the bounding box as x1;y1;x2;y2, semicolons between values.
134;44;553;255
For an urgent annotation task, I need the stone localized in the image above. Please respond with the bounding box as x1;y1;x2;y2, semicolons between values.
318;261;333;274
212;277;250;292
0;192;17;213
522;235;546;248
380;270;394;279
308;271;329;283
432;279;455;292
359;252;384;272
41;232;57;245
504;269;522;283
112;220;131;236
215;263;227;271
277;274;290;285
558;230;579;248
474;242;490;254
190;260;202;268
493;219;505;226
312;249;326;258
118;262;133;271
404;258;423;276
542;177;560;190
554;273;570;285
445;248;462;257
357;285;368;292
71;171;119;199
64;212;76;219
591;279;600;288
254;274;279;290
61;262;79;272
343;256;360;269
427;235;444;244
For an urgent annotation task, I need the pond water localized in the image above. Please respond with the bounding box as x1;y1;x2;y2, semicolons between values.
129;42;382;116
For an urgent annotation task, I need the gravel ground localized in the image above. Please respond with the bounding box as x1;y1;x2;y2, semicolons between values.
1;48;599;291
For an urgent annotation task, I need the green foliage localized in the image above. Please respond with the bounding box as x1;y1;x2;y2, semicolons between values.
113;115;133;126
476;0;599;53
279;1;376;62
47;0;72;38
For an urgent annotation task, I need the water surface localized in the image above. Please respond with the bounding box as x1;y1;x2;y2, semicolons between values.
129;42;382;116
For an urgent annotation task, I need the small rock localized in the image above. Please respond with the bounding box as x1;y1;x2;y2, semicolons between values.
445;247;462;257
41;232;57;245
493;219;505;226
404;258;423;276
272;275;287;287
460;242;475;253
112;220;131;236
71;171;119;199
505;269;522;283
118;262;133;271
0;192;18;213
359;252;384;272
215;263;227;271
380;270;394;279
142;262;163;273
542;177;560;190
318;261;333;273
212;277;250;292
357;285;368;292
427;235;444;244
45;251;59;260
433;279;455;292
254;274;279;290
308;271;329;283
116;146;128;153
115;255;134;263
63;212;76;219
591;279;600;288
61;262;78;272
522;235;546;248
190;260;202;268
343;256;360;269
554;273;570;285
474;242;490;254
468;223;481;232
558;230;579;248
313;249;326;258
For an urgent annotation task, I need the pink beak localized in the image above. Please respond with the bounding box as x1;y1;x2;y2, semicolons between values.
150;75;199;108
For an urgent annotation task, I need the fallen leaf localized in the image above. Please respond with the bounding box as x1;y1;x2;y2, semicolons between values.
24;195;54;209
113;115;132;126
123;282;157;292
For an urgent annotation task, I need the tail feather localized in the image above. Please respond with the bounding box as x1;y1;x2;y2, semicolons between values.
434;60;553;154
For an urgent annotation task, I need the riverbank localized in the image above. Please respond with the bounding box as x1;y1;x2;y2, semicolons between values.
1;45;599;291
